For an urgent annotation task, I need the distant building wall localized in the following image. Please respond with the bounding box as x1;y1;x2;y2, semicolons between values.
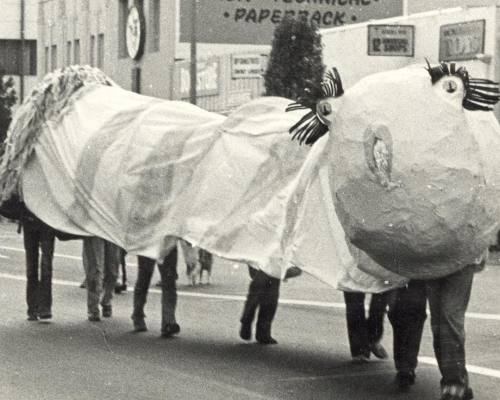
1;0;38;106
38;0;177;99
321;6;500;120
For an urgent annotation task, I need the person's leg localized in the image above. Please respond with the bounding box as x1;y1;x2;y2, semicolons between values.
343;291;370;359
199;249;213;285
239;266;262;341
121;248;127;286
23;223;40;320
255;272;280;345
158;247;179;337
426;267;474;400
82;237;105;321
131;256;155;331
387;281;427;391
367;292;389;359
101;241;120;317
38;226;55;319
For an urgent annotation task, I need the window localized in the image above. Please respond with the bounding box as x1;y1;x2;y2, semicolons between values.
74;39;80;64
97;34;104;69
118;0;128;58
0;39;37;76
66;41;72;65
89;35;95;66
149;0;160;52
50;45;57;71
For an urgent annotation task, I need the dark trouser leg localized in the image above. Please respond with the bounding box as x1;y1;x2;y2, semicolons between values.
120;248;127;285
387;281;427;374
240;268;262;327
426;267;474;391
23;225;40;317
158;247;178;331
367;292;388;345
132;256;155;320
82;237;105;317
101;241;120;308
38;227;55;316
344;291;370;357
255;273;280;343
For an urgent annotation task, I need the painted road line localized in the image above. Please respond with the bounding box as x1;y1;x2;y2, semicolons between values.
419;356;500;379
1;271;500;382
0;245;139;266
0;253;9;259
1;271;500;322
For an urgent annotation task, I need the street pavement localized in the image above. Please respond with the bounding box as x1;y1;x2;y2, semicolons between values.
1;221;500;400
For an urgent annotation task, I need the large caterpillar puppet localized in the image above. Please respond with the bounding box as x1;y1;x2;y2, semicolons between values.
0;62;499;288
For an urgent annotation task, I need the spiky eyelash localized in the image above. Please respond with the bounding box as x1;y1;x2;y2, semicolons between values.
286;67;344;146
426;60;500;111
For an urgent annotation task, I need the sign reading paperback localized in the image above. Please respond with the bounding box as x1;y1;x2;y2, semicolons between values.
179;0;403;45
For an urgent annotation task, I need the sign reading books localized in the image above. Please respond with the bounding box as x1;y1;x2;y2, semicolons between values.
439;20;485;61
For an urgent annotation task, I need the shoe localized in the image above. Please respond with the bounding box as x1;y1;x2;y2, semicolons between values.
351;354;370;363
27;314;38;321
256;335;278;345
396;371;416;392
39;313;52;320
161;323;180;338
155;280;162;287
370;341;388;359
88;313;101;322
239;323;252;341
440;387;473;400
132;317;147;332
114;283;127;294
80;281;87;289
102;305;112;318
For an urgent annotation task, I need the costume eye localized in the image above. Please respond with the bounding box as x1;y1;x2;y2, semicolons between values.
442;79;458;93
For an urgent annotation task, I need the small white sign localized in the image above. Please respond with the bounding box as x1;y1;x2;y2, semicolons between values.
231;54;266;79
368;24;414;57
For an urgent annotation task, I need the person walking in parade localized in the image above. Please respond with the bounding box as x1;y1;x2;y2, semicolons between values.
240;264;281;345
82;237;120;321
131;245;180;337
21;207;56;321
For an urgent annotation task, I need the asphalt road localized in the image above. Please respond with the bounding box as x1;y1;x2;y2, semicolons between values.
1;221;500;400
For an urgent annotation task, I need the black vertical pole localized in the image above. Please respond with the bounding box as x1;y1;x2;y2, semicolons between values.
20;0;25;103
189;0;197;105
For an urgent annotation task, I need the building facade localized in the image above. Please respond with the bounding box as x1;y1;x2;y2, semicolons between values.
1;0;38;105
36;0;500;114
38;0;177;99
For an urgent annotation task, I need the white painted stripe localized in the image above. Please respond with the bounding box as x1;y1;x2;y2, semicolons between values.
0;253;9;259
0;245;138;266
0;245;83;261
1;271;500;381
1;246;500;320
419;356;500;379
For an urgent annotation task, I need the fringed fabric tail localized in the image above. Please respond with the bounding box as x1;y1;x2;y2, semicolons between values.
0;65;115;204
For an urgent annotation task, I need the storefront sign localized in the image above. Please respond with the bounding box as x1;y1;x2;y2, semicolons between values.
231;54;267;79
180;0;403;45
177;58;220;99
368;25;414;57
439;20;485;61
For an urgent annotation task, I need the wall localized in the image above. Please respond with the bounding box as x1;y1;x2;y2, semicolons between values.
172;53;266;113
321;6;499;88
38;0;177;99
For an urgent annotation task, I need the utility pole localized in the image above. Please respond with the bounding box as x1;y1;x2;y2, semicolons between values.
19;0;25;103
189;0;197;105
